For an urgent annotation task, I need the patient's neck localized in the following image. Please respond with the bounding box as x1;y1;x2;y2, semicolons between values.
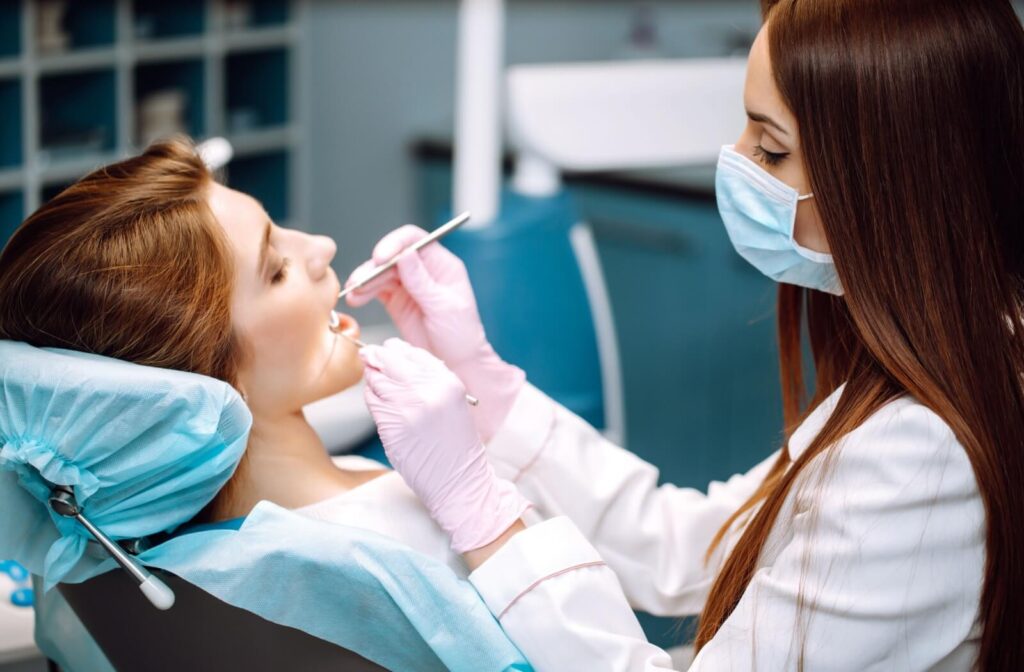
215;410;382;520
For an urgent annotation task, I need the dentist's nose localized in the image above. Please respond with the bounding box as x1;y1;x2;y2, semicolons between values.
306;234;337;281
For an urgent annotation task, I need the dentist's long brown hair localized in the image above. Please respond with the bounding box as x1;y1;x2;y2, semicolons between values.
696;1;1024;669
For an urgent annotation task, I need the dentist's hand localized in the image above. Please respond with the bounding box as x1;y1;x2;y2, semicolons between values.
360;339;530;554
345;225;524;441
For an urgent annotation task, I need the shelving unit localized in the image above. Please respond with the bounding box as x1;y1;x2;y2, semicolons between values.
0;0;306;248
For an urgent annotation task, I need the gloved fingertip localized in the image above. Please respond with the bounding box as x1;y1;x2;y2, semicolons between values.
359;346;384;370
395;251;436;297
362;376;382;401
345;292;371;308
405;341;441;367
382;337;408;351
373;239;402;265
395;248;424;271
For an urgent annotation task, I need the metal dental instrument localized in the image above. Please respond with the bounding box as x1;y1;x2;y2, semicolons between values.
337;211;472;302
332;211;479;406
330;317;479;407
48;485;175;610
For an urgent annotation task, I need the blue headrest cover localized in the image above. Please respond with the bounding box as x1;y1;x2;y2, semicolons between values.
0;340;251;588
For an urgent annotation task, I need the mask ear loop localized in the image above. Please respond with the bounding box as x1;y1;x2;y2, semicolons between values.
797;193;814;202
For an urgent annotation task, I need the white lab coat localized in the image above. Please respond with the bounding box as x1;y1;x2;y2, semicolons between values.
468;382;984;671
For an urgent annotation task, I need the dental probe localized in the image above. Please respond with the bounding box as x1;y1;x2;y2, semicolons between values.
330;315;479;407
337;211;472;302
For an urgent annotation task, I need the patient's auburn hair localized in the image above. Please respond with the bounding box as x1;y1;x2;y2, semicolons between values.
0;137;243;386
0;137;248;522
696;1;1024;669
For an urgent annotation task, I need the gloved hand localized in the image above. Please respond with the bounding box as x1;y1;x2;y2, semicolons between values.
360;338;530;554
345;225;525;442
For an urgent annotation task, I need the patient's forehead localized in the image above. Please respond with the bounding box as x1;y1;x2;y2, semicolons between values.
206;182;270;278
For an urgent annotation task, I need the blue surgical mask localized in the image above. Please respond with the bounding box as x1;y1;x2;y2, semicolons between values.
715;144;843;295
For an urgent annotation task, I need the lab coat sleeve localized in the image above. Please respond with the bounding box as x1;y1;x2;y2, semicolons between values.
689;400;984;671
469;516;680;672
486;383;779;616
475;397;982;672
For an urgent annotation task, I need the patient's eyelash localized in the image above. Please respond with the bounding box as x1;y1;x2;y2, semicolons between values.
271;258;290;284
753;144;789;167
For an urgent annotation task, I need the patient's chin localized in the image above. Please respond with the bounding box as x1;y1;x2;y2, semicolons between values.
317;347;364;398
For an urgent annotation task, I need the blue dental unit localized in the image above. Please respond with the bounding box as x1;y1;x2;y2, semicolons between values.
443;188;605;429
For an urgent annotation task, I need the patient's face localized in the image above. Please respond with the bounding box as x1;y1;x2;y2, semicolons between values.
207;182;362;415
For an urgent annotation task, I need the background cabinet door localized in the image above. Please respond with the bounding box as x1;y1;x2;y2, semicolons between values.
575;186;783;490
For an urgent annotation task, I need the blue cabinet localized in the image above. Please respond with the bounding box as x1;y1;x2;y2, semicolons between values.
570;184;782;491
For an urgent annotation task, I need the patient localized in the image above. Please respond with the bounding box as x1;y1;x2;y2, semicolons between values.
0;138;465;575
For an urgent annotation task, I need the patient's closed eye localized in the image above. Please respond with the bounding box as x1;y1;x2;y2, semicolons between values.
271;258;290;284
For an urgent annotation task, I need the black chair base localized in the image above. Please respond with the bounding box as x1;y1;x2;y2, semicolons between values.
58;569;389;671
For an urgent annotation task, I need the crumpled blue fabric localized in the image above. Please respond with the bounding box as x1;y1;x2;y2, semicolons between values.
34;503;533;672
0;340;251;590
1;341;531;671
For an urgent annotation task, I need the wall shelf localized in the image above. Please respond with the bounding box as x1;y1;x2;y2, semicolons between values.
0;169;24;191
39;69;118;160
0;190;23;249
222;25;294;51
228;125;296;156
134;58;206;145
0;0;304;247
225;47;288;132
36;47;119;74
53;0;117;53
0;1;21;58
133;0;206;40
0;78;22;169
228;150;289;221
37;153;120;183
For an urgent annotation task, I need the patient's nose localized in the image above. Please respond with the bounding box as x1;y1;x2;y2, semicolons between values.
305;234;337;281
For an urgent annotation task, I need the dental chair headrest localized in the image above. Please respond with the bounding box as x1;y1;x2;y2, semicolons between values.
0;340;251;589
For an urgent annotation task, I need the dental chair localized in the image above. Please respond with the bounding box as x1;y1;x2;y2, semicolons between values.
57;568;387;671
0;340;532;672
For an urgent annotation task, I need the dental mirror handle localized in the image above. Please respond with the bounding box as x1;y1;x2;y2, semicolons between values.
338;211;472;301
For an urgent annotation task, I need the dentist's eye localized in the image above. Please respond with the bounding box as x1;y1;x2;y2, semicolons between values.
753;144;789;167
271;258;290;284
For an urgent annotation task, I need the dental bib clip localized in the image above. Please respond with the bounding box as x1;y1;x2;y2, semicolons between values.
48;485;175;610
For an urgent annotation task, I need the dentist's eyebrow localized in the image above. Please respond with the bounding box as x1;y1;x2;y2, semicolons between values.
746;110;790;136
257;220;272;279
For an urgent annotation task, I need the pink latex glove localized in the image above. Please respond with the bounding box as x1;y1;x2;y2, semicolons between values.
345;225;524;442
360;338;531;554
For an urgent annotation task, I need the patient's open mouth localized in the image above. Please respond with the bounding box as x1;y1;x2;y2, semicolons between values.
328;310;360;341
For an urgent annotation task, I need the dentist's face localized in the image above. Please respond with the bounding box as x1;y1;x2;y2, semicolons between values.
736;23;829;254
207;182;362;416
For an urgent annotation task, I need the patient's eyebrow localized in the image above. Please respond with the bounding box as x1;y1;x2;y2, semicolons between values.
257;220;272;279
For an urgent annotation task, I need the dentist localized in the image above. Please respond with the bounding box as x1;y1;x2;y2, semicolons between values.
346;0;1024;669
